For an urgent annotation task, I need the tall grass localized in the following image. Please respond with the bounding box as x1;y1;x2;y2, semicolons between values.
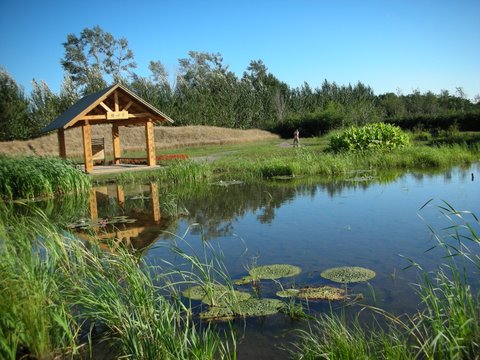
91;160;213;186
0;202;236;359
0;205;80;359
290;201;480;359
212;144;477;182
0;155;91;200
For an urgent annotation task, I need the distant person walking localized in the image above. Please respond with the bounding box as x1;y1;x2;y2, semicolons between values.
293;129;300;147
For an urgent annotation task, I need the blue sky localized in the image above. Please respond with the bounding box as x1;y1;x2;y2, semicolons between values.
1;0;479;99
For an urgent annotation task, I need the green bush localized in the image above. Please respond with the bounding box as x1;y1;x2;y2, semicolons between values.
329;123;410;152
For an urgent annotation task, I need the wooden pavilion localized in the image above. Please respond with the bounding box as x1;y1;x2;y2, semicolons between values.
41;83;174;173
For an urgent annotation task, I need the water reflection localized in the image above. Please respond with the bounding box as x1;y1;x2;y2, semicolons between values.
74;183;172;253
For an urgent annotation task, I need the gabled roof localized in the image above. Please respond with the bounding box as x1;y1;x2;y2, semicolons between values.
41;83;174;134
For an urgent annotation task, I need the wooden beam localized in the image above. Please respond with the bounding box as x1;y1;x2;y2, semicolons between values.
82;123;93;173
100;101;113;112
114;91;119;111
128;112;154;118
89;188;98;220
81;114;108;120
116;185;125;207
123;101;133;111
150;182;161;223
112;124;121;165
145;120;156;166
63;84;119;130
57;128;67;159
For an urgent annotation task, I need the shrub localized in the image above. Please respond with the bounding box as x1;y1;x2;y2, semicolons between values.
329;123;410;152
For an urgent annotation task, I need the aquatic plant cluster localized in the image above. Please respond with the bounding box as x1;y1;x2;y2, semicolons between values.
182;264;375;321
0;155;90;200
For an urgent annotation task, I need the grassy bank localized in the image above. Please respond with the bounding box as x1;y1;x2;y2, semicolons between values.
91;137;479;186
0;132;478;199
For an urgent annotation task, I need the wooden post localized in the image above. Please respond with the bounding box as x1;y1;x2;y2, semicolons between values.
114;91;119;111
57;128;67;159
82;122;93;173
145;120;156;166
89;188;98;221
116;185;125;207
112;124;121;164
150;182;161;223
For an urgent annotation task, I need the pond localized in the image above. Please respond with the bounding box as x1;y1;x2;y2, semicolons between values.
33;164;480;359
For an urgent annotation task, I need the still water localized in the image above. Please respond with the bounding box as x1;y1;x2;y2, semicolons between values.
55;164;480;358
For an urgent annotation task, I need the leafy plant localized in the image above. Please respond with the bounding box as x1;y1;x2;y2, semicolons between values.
329;123;410;152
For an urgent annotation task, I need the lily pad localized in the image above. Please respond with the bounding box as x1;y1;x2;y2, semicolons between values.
320;266;376;283
182;284;251;306
198;306;235;321
199;298;284;321
249;264;301;281
276;289;300;298
233;276;254;285
296;286;346;301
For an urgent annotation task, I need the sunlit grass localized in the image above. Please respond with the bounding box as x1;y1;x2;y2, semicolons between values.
0;156;91;200
0;203;237;359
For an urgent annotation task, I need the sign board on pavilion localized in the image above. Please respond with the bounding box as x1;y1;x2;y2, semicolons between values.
106;111;130;120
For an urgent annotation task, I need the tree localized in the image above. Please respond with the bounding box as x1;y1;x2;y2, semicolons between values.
61;25;136;94
30;76;80;133
130;60;173;115
174;51;239;126
242;59;289;125
0;68;32;140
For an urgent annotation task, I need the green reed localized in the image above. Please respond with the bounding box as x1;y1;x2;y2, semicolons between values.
289;201;480;359
91;160;213;186
0;204;81;359
0;155;91;200
0;202;236;360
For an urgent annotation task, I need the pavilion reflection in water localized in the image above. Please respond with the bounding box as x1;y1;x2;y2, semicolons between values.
76;182;171;253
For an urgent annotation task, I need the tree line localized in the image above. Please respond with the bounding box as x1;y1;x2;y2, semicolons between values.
1;25;479;141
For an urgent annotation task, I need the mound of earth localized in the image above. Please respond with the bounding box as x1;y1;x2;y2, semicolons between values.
0;125;279;157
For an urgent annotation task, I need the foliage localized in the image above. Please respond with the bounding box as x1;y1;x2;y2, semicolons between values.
61;25;136;94
3;29;480;140
329;123;410;152
0;68;32;140
0;156;91;200
29;77;79;133
0;203;237;359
